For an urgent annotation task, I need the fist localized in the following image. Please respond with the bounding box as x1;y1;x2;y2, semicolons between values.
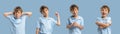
72;22;79;27
55;12;59;17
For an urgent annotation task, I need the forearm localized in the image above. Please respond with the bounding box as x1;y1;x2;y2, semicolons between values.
99;25;107;29
22;12;32;16
67;24;72;29
56;15;60;26
36;28;40;34
4;12;13;17
96;22;106;26
96;22;103;26
103;21;112;28
97;23;111;28
77;25;84;30
96;22;105;28
101;23;111;28
96;21;112;29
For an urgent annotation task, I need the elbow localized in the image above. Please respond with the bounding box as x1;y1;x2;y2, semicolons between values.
28;12;32;16
80;26;84;30
57;21;61;26
105;24;111;27
3;14;6;16
57;24;60;26
3;13;7;17
29;12;32;15
95;22;98;25
57;23;60;26
66;25;71;29
36;28;40;32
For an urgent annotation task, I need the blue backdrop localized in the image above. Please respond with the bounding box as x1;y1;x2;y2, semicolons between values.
0;0;119;34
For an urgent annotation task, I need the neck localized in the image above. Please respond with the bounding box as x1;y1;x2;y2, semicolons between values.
14;16;21;19
102;16;107;19
14;17;20;19
72;15;78;19
44;16;48;18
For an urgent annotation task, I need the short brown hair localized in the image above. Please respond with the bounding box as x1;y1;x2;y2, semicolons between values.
13;6;23;14
70;4;79;12
40;5;48;14
101;5;110;13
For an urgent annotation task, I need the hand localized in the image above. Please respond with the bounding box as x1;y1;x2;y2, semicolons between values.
55;12;59;17
23;12;32;16
55;11;61;26
72;22;84;30
99;26;104;29
4;12;13;17
72;22;79;27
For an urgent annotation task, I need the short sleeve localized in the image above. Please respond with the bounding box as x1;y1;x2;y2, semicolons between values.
36;21;40;28
80;17;84;26
21;15;28;19
67;18;72;25
6;15;12;19
36;18;40;28
107;17;112;24
96;17;101;22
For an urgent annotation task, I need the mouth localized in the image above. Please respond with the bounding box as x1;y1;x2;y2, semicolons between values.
102;13;106;15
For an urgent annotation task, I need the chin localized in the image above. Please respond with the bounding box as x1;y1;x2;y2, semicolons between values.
102;15;107;17
16;16;21;18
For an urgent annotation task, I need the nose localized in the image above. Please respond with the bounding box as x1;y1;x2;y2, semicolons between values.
16;13;19;15
74;11;77;13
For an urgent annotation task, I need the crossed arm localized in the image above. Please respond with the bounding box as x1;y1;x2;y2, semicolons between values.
4;12;32;17
67;22;84;30
96;20;112;29
36;28;40;34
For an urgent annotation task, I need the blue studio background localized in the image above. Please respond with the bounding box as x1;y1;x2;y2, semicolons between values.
0;0;120;34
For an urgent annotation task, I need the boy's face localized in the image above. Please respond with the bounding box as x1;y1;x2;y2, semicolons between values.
14;10;22;19
101;8;109;17
42;8;49;17
71;7;78;16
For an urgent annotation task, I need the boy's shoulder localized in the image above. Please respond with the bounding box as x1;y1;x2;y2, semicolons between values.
68;16;73;20
78;16;83;19
96;17;103;20
6;15;14;18
107;17;111;18
107;17;111;20
38;17;44;20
